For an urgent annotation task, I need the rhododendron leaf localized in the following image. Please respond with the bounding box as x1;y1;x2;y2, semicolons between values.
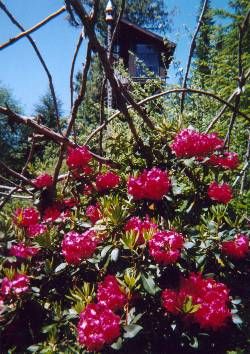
54;263;67;273
111;337;123;350
232;314;243;325
101;245;113;258
110;248;119;262
123;324;143;338
141;272;160;295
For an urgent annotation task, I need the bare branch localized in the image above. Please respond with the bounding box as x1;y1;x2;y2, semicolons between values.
0;0;61;133
180;0;209;113
70;30;84;109
0;6;66;51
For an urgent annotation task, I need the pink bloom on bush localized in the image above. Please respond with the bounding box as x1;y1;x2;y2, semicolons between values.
1;273;30;297
82;184;93;195
128;167;171;201
161;289;179;315
9;243;39;259
96;171;120;192
86;204;102;224
97;275;127;311
125;216;158;244
32;173;53;189
61;230;98;265
13;207;39;228
27;223;47;238
149;230;184;264
43;206;61;222
222;234;249;259
162;273;231;331
208;152;239;170
77;303;120;351
66;146;92;169
63;198;78;209
208;182;233;204
171;129;223;158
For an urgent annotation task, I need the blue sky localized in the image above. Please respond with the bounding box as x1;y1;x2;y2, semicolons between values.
0;0;229;116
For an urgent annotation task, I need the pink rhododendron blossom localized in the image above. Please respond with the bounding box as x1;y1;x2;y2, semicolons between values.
149;230;184;264
66;146;92;169
162;273;231;330
77;303;120;351
125;216;158;244
27;224;47;238
43;206;61;222
171;129;223;158
208;182;233;204
86;204;102;224
96;171;120;192
61;230;98;264
207;152;239;170
32;173;53;188
222;234;249;259
1;273;30;297
128;168;171;201
9;243;39;259
97;275;127;311
13;208;39;228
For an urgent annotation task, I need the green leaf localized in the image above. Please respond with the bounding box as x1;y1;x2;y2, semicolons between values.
141;272;160;295
123;324;143;338
54;262;67;273
101;245;113;258
110;248;119;262
111;337;123;350
232;314;243;325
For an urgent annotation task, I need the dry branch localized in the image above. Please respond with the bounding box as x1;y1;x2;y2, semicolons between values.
0;6;66;51
0;0;61;132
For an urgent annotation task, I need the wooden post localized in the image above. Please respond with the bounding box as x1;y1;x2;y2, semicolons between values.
105;0;114;112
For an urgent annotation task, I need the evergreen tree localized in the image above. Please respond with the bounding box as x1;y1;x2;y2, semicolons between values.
0;85;29;172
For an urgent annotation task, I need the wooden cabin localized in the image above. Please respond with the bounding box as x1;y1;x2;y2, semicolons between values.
113;18;176;82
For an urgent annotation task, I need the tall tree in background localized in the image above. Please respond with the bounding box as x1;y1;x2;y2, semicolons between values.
0;85;29;172
34;90;63;131
194;0;214;88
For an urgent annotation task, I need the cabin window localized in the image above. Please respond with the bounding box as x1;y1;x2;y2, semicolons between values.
135;44;159;77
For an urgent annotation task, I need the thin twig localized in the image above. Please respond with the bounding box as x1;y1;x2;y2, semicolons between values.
70;30;84;109
0;1;61;133
0;6;66;51
240;129;250;193
180;0;209;113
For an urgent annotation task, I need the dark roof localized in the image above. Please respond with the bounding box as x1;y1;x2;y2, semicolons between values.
120;18;176;51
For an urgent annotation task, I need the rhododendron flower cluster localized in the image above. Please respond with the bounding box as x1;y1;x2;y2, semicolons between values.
97;275;127;311
86;204;102;224
66;145;92;169
162;273;231;330
128;167;171;200
125;216;158;244
208;152;239;170
208;182;233;204
222;234;249;259
13;207;39;228
171;129;223;158
43;206;62;222
1;273;29;297
77;303;120;351
27;223;47;238
9;243;39;259
96;171;120;192
149;230;184;264
32;173;53;189
61;230;98;264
